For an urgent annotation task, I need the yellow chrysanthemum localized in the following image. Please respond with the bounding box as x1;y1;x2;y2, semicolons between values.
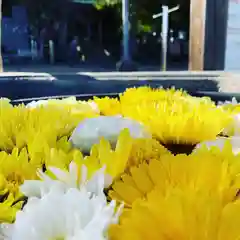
92;97;121;116
120;86;214;108
28;96;98;112
109;142;240;206
109;187;240;240
44;131;169;185
23;102;98;143
120;87;187;105
77;128;133;179
0;148;38;197
0;98;100;170
0;98;98;153
121;92;230;145
126;138;170;169
42;128;133;183
28;136;75;168
89;129;170;179
0;193;22;223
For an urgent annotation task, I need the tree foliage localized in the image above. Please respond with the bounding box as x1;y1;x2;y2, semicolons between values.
95;0;120;9
95;0;190;33
14;0;69;28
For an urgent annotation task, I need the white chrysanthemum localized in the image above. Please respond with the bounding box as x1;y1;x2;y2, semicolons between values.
218;97;238;106
222;113;240;136
217;98;240;136
3;188;122;240
70;116;151;152
26;97;99;113
21;162;107;198
195;136;240;154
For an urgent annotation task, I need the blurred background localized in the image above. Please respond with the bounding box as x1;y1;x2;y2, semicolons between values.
2;0;190;70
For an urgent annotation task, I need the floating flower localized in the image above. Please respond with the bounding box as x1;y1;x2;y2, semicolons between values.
120;90;230;148
0;98;98;154
3;188;122;240
119;87;188;106
55;129;133;184
2;88;240;238
70;116;150;153
27;97;99;114
109;143;240;206
109;187;240;240
22;129;139;199
20;162;106;198
71;130;167;181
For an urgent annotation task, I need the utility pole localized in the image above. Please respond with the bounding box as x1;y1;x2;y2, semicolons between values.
122;0;130;61
117;0;137;71
153;5;180;71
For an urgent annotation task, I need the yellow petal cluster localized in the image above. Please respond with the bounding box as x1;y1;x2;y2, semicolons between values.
66;128;133;180
119;87;188;105
0;98;99;221
109;188;240;240
0;194;22;223
0;97;98;153
92;97;121;116
0;148;38;197
109;141;240;206
127;138;170;169
120;95;230;145
0;86;239;237
91;87;231;145
109;142;240;240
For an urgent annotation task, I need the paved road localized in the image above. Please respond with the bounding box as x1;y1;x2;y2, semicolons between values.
3;62;188;74
0;72;222;101
1;65;240;100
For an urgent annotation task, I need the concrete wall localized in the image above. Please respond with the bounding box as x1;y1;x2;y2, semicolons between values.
2;6;29;51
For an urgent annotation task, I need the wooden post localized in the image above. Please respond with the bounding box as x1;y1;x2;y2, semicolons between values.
189;0;229;70
188;0;207;70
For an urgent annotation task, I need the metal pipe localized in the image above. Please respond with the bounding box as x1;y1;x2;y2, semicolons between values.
161;6;169;71
122;0;130;61
31;39;35;61
49;40;55;64
153;5;180;19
